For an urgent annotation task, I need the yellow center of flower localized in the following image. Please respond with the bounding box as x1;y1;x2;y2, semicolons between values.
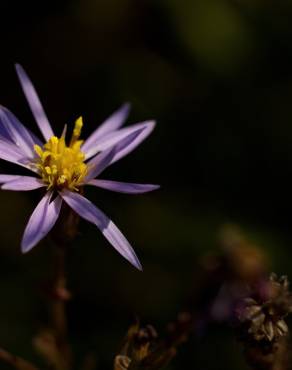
34;117;88;191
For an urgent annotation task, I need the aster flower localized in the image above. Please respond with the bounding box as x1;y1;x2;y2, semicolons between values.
0;64;159;270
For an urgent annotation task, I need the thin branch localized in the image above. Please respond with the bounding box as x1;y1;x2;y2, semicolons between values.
0;347;39;370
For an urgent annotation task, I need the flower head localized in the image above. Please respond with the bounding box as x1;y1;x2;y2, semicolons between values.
0;64;159;270
34;120;88;191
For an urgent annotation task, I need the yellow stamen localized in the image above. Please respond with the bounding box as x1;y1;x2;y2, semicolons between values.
70;117;83;145
34;118;88;191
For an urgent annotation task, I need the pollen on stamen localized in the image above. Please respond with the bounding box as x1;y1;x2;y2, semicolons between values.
34;117;88;191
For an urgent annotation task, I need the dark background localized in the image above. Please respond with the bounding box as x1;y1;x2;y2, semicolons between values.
1;0;292;369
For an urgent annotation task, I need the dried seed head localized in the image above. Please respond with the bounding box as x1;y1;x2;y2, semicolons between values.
114;355;131;370
134;325;158;346
236;274;292;343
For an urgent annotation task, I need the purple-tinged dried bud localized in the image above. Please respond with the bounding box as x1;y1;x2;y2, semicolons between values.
236;274;292;343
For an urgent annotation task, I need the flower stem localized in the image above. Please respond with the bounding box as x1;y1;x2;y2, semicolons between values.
50;243;72;369
45;203;79;370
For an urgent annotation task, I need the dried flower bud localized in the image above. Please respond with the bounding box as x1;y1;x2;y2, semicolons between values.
115;315;191;370
236;274;292;343
114;355;131;370
134;325;158;346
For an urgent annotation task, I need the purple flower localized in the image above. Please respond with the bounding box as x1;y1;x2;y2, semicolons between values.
0;64;159;270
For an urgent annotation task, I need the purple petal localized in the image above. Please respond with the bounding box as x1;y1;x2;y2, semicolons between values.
60;190;142;270
84;124;146;160
110;121;155;165
0;138;36;170
15;64;54;141
85;148;117;181
87;179;160;194
27;128;43;147
84;121;155;170
82;103;130;154
0;175;22;183
0;105;36;157
21;192;62;253
1;176;44;191
0;124;11;141
84;129;145;183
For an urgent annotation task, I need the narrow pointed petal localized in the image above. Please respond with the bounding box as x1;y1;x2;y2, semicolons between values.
0;105;36;157
110;120;155;165
60;190;142;270
87;179;160;194
0;138;25;158
21;192;62;253
1;176;44;191
82;103;130;154
0;124;11;141
85;148;116;182
0;138;36;171
84;124;146;160
0;107;43;148
27;128;43;147
0;175;22;183
84;129;146;181
61;124;67;138
15;64;54;141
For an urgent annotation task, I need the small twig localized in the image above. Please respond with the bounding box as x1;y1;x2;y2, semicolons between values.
0;347;39;370
272;338;290;370
35;204;79;370
49;244;72;369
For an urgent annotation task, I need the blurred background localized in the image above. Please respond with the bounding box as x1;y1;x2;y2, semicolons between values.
1;0;292;369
